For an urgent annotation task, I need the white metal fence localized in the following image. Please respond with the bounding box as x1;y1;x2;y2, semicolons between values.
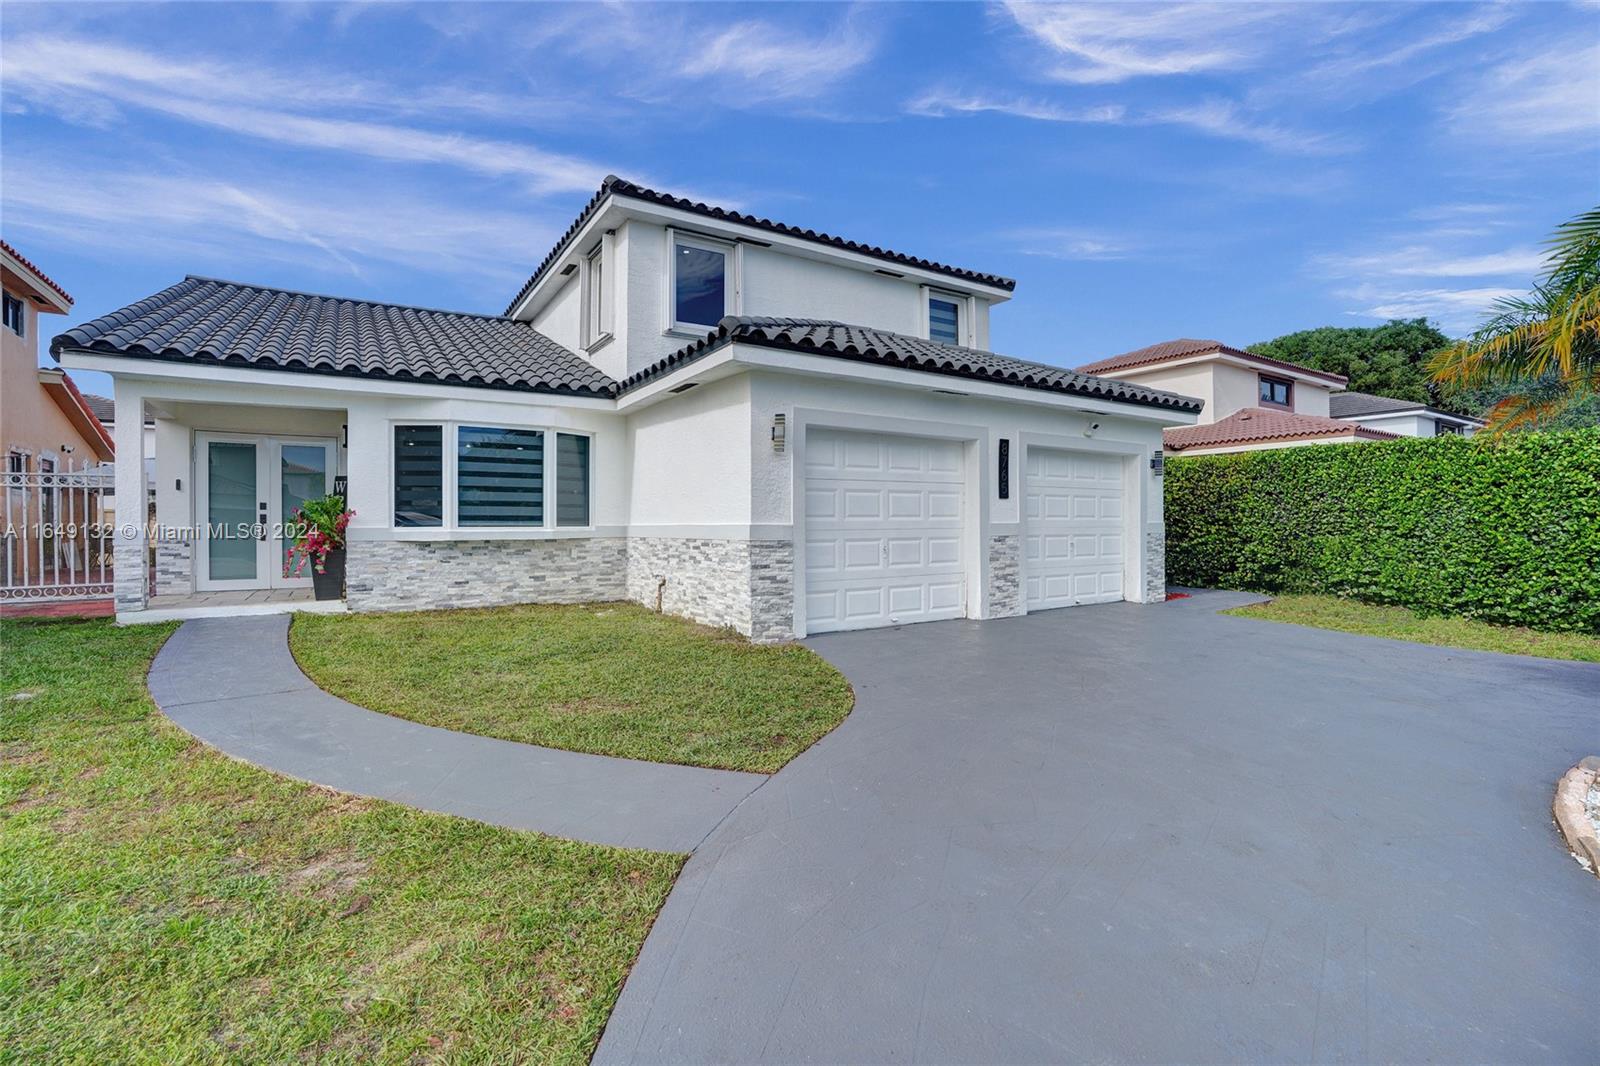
2;460;116;602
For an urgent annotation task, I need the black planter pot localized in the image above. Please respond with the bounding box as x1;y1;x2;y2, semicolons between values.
311;547;346;601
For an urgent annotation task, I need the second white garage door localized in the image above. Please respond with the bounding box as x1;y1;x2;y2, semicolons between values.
1024;448;1125;610
804;428;967;634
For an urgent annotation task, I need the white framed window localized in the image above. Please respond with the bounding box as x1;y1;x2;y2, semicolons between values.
584;241;609;348
668;230;732;331
391;423;593;532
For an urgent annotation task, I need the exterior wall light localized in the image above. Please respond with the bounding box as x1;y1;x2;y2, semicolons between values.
771;413;786;452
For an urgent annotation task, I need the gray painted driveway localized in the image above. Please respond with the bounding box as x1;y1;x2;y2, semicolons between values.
599;591;1598;1064
148;616;765;852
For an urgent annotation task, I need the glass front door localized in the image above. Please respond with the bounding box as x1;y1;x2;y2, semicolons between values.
204;440;262;587
276;442;332;586
196;434;338;591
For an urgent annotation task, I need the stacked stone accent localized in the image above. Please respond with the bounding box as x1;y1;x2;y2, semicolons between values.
625;537;752;634
345;538;627;612
748;540;795;643
112;531;147;612
986;533;1023;619
153;541;193;597
1144;526;1167;603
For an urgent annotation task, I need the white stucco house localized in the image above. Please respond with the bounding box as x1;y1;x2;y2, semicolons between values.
1328;391;1482;437
52;177;1202;639
1078;339;1402;455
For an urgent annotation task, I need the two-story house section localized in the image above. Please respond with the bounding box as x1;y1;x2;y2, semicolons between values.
1078;338;1398;456
52;177;1203;635
507;178;1011;382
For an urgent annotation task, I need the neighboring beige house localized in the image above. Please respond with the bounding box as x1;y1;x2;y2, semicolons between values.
1078;338;1397;456
1329;391;1482;437
2;240;113;473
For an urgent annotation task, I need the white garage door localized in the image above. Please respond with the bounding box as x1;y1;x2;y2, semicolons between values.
804;428;967;634
1024;448;1125;610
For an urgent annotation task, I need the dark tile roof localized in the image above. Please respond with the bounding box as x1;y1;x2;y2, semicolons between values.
80;392;115;423
51;276;616;398
620;317;1204;413
1328;391;1424;417
1079;338;1348;386
1;238;73;306
504;176;1017;317
1165;407;1397;451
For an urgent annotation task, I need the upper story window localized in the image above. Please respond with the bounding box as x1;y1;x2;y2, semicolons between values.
392;423;591;531
929;295;961;345
673;234;728;329
1258;374;1293;408
1436;419;1463;436
585;243;606;346
2;293;24;337
7;451;25;475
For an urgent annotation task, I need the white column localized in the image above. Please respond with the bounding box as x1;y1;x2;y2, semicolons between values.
111;379;149;613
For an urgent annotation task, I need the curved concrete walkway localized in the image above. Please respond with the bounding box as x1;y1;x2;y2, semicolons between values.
147;616;766;852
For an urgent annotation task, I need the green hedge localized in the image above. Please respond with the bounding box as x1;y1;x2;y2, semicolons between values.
1164;428;1600;633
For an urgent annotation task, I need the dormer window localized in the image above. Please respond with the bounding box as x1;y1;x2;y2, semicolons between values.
672;234;729;330
929;294;961;345
1258;374;1292;409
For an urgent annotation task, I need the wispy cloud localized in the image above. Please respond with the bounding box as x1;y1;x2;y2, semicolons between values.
1446;40;1600;142
2;160;553;284
906;87;1343;154
1317;245;1549;279
1001;1;1290;84
694;12;880;101
1007;226;1136;261
1341;284;1519;331
2;35;610;194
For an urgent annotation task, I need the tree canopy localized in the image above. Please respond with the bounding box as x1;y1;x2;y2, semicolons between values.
1248;319;1453;405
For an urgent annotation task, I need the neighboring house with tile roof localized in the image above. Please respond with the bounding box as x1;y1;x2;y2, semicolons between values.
2;240;114;470
1329;390;1482;438
1077;338;1394;456
53;178;1202;633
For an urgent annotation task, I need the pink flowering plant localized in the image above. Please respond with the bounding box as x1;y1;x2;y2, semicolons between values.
286;494;354;576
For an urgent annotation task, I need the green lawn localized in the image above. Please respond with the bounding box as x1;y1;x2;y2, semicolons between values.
1225;594;1600;663
291;603;854;774
1;618;682;1064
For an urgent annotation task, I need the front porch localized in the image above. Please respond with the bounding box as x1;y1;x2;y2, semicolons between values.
105;379;352;623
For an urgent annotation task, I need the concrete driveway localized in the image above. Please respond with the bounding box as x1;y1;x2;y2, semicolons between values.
597;591;1598;1064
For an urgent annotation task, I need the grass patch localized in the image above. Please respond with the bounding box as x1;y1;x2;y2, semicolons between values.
1225;594;1600;663
1;617;682;1064
290;603;854;774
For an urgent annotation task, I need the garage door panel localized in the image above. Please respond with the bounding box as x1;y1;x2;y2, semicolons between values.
1024;448;1126;611
806;428;967;634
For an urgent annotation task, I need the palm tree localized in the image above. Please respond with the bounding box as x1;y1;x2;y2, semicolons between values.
1429;207;1600;432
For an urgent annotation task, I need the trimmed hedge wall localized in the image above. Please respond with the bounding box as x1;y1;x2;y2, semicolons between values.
1164;428;1600;633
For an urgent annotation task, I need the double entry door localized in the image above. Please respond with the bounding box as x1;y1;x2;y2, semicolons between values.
195;433;338;591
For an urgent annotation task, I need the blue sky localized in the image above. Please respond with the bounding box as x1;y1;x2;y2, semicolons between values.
4;1;1597;397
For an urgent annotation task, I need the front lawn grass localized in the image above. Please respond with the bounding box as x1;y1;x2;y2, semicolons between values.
291;602;854;774
1226;594;1600;663
1;618;682;1064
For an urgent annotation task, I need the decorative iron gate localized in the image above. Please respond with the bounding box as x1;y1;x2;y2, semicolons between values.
2;460;115;603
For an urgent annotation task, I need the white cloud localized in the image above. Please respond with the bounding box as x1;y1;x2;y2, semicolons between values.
694;13;879;100
1;161;554;284
1001;1;1288;84
2;35;610;194
905;88;1126;124
1008;227;1135;261
1299;5;1514;84
1447;41;1600;141
906;88;1342;153
1343;285;1520;330
1317;245;1549;279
